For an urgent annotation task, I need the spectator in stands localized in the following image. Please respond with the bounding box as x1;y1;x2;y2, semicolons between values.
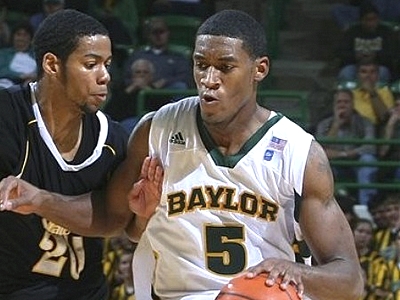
384;193;400;240
368;193;392;252
351;217;389;300
377;83;400;181
103;233;135;300
373;193;400;253
150;0;209;19
29;0;65;32
103;58;155;133
108;249;135;300
87;0;138;77
123;17;192;91
379;229;400;300
369;193;390;229
123;59;155;96
352;58;395;128
0;21;36;89
87;0;137;46
335;1;398;83
331;0;363;31
315;88;377;205
103;238;120;290
331;0;400;31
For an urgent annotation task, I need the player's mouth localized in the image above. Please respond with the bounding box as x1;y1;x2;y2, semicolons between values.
201;93;218;103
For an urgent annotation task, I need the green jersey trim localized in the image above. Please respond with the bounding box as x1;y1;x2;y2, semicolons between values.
196;105;283;168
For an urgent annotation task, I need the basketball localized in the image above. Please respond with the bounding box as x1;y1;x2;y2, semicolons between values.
215;273;300;300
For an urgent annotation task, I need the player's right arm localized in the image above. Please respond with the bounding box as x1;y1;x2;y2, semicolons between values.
0;113;162;238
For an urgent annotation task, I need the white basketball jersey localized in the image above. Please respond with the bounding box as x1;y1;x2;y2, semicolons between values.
133;96;314;300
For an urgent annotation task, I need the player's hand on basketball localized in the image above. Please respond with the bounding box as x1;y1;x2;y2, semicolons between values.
127;156;163;219
0;175;42;215
246;258;304;299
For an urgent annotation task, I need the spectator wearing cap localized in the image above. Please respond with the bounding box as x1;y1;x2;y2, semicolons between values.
29;0;65;32
122;17;192;91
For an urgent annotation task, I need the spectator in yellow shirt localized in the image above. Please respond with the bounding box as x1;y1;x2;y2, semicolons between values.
352;58;394;128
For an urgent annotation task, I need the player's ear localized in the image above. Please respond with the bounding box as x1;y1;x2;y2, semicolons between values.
254;56;269;82
42;52;61;75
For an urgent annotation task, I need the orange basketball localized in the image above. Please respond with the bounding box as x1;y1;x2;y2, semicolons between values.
215;273;300;300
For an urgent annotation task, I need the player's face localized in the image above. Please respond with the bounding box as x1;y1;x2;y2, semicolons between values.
61;35;112;114
193;35;268;125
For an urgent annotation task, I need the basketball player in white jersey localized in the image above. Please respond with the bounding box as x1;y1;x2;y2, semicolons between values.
0;9;363;300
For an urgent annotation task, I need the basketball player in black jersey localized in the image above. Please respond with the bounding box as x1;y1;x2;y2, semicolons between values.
0;9;137;300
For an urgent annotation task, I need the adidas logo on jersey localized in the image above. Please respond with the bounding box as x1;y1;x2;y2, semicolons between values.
169;132;186;145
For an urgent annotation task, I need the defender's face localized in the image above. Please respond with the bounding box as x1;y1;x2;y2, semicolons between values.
193;35;268;124
62;35;112;114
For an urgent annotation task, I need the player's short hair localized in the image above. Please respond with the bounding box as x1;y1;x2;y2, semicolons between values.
33;9;109;78
196;9;267;59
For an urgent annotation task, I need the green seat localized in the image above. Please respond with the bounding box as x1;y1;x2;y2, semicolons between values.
390;79;400;94
336;80;388;90
5;10;29;29
134;43;192;59
167;43;193;59
257;90;310;128
336;80;358;90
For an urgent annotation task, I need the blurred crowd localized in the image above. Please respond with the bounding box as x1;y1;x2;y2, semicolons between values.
1;0;400;298
0;0;213;132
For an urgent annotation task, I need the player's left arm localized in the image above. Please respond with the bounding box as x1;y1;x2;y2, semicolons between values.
298;140;364;300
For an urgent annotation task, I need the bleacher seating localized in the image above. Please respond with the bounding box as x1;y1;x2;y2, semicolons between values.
318;137;400;193
266;0;291;58
256;89;309;128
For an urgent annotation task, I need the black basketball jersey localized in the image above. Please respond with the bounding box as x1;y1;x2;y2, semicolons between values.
0;84;128;299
